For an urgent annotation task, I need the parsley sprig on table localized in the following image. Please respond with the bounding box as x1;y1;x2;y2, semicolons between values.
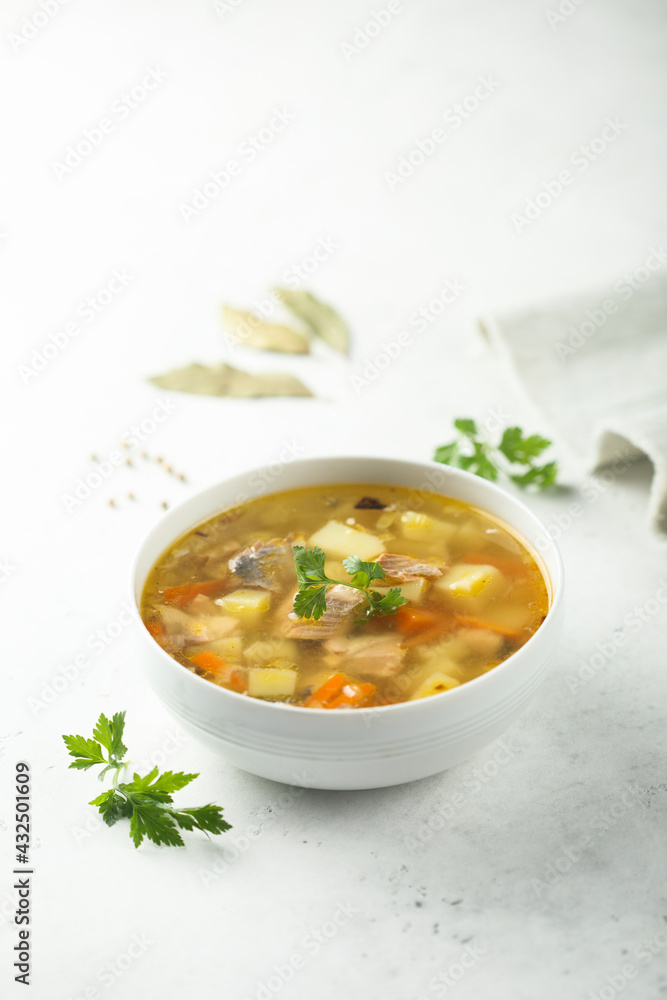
292;546;406;622
62;711;231;848
434;418;558;489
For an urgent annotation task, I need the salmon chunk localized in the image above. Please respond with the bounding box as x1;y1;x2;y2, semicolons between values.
228;538;296;592
282;585;367;639
324;635;406;677
376;553;443;581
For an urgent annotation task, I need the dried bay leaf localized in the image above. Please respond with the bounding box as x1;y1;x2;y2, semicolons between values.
222;306;309;354
149;362;312;398
274;288;350;354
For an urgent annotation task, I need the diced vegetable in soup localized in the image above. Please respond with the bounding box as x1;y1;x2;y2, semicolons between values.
141;484;549;708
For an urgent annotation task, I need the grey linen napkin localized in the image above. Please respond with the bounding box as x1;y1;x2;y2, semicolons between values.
480;267;667;533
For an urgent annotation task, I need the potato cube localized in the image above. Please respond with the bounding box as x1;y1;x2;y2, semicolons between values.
268;657;297;671
448;565;496;598
216;588;271;619
323;559;348;582
437;563;505;603
482;603;532;631
399;511;456;546
248;667;297;698
204;636;244;661
457;627;504;658
375;510;397;531
159;605;194;633
308;520;384;561
373;577;430;604
186;614;239;642
244;638;298;665
455;518;487;552
483;526;522;554
413;645;466;673
437;635;471;662
398;578;430;603
411;671;460;699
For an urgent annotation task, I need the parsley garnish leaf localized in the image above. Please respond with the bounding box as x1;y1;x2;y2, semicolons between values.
62;735;107;770
368;587;406;615
63;711;231;848
292;544;329;587
292;545;335;621
453;417;478;437
123;769;198;799
433;442;459;465
130;802;185;849
171;805;232;836
510;460;558;489
498;427;552;465
292;547;405;623
92;710;127;761
434;419;559;490
89;789;129;827
342;555;386;590
293;585;329;620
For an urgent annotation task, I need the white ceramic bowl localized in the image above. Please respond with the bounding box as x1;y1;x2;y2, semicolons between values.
132;456;564;790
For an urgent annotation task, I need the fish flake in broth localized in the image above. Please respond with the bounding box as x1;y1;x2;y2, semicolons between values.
376;553;444;581
228;537;298;592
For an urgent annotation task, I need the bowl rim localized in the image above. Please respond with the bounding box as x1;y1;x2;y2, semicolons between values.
131;455;564;718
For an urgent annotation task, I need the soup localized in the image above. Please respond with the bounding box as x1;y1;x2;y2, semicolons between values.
140;484;549;708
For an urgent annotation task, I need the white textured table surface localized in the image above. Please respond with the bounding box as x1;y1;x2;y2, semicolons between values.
2;1;667;998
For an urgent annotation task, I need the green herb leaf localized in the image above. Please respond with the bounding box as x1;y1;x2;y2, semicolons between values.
138;770;198;795
342;556;386;589
453;417;478;437
92;711;127;761
130;801;185;848
368;587;406;615
433;442;459;465
342;555;387;591
89;789;128;827
62;712;231;849
293;584;329;621
171;805;232;836
434;418;558;490
470;444;499;482
498;427;551;465
510;461;558;489
292;547;405;623
292;545;334;620
118;783;172;805
62;734;107;770
292;545;330;587
97;763;121;782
